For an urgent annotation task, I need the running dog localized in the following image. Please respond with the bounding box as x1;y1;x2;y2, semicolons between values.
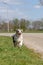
12;29;23;47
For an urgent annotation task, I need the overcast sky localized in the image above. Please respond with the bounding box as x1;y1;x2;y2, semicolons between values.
0;0;43;20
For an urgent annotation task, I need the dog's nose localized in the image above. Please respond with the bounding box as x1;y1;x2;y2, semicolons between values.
18;33;21;35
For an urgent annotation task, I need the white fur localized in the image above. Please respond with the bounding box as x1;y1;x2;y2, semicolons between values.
13;29;23;47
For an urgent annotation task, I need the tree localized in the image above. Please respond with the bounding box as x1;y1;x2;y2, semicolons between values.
13;18;20;31
20;19;30;31
9;21;14;32
0;21;8;32
32;20;43;30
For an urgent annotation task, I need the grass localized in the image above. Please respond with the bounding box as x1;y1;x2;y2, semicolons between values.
24;30;43;33
0;30;43;33
0;36;43;65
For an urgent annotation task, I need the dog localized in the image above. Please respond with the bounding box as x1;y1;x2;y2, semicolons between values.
12;29;23;47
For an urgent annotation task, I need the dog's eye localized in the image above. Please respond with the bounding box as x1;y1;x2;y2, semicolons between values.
16;29;19;32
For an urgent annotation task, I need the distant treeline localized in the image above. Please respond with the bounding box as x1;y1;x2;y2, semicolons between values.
0;18;43;32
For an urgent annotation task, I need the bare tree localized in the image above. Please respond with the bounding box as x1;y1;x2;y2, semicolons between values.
32;20;43;30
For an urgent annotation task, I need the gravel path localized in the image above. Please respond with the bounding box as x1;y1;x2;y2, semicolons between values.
0;33;43;54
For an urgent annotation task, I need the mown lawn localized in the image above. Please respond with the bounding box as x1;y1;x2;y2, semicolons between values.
0;36;43;65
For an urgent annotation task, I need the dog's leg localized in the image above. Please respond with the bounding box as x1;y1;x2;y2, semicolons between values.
12;35;17;47
17;41;23;48
13;41;17;47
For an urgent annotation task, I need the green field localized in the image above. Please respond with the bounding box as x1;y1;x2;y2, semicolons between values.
0;36;43;65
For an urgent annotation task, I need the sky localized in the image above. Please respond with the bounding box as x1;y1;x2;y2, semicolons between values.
0;0;43;21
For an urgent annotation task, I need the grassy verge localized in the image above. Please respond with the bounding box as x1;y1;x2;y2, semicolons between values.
0;36;43;65
24;30;43;33
0;30;43;33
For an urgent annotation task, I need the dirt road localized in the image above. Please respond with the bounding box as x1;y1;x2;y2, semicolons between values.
23;33;43;54
0;33;43;54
